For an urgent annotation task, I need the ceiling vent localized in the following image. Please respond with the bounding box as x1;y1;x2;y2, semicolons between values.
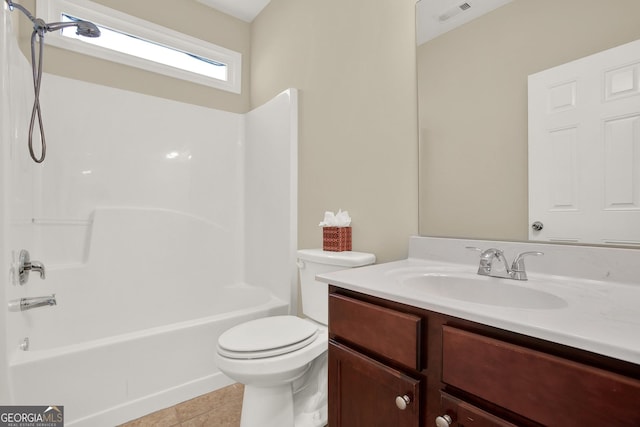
438;2;472;22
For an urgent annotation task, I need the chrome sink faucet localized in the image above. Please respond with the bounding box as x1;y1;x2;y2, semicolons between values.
467;247;543;281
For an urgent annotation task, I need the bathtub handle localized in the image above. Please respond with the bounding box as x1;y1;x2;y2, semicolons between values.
18;249;46;285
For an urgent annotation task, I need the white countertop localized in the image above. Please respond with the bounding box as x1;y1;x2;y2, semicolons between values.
316;237;640;365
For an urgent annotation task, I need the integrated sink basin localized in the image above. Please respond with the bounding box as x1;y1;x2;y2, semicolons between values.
401;272;568;309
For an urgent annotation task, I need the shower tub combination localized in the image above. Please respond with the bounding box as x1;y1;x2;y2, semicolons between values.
2;14;298;423
8;208;290;426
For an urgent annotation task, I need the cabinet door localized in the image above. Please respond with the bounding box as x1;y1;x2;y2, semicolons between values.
329;341;420;427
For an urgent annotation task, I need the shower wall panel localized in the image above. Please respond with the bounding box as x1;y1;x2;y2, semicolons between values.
1;4;36;400
244;89;298;308
34;73;245;269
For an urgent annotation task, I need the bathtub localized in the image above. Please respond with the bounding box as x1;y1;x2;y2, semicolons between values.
9;287;287;426
7;208;290;426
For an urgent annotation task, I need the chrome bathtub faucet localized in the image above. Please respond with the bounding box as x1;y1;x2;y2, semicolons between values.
466;247;543;281
19;294;57;311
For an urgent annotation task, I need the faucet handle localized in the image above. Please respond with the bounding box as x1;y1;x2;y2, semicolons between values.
512;251;544;270
18;249;46;285
511;251;543;280
465;246;504;257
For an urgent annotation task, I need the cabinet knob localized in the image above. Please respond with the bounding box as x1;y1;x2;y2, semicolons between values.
395;394;411;410
435;414;452;427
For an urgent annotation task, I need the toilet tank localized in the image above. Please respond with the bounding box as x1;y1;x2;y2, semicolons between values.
297;249;375;325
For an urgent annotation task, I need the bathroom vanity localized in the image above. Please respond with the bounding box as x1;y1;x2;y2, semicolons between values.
319;237;640;427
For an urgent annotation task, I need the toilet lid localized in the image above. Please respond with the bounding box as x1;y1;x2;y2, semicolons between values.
218;315;319;359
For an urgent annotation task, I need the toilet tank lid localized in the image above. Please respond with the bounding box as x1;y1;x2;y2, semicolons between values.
297;249;375;267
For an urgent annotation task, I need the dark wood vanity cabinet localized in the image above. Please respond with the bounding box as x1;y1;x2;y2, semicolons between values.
328;293;423;426
328;286;640;427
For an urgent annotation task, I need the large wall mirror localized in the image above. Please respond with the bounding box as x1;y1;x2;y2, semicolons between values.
417;0;640;245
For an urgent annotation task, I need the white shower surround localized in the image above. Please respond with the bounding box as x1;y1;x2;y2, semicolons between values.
1;6;298;424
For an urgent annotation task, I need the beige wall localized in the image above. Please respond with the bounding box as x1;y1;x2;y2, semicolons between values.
418;0;640;241
18;0;251;112
252;0;419;262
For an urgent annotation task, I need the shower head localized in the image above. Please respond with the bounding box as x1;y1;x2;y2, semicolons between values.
45;20;101;38
74;21;101;37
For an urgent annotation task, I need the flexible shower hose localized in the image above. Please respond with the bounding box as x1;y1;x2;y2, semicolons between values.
28;27;47;163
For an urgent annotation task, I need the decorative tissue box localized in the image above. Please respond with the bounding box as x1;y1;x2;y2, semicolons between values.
323;226;352;252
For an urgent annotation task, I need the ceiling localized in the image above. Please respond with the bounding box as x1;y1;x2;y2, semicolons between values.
195;0;513;45
195;0;271;22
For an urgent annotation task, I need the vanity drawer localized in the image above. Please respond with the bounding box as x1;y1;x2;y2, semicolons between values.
440;391;517;427
442;325;640;426
329;294;422;370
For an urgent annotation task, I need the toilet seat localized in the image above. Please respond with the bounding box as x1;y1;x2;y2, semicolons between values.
217;315;319;359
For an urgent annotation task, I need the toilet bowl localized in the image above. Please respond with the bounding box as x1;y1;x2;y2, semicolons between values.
215;249;375;427
216;316;328;426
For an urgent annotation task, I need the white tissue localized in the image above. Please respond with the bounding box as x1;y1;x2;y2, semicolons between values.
319;209;351;227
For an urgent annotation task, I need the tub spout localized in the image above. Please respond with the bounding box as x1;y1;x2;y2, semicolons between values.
19;294;56;311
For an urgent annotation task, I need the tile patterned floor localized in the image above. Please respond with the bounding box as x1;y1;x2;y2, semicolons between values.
119;383;243;427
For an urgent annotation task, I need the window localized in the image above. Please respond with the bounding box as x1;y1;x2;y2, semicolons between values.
36;0;242;93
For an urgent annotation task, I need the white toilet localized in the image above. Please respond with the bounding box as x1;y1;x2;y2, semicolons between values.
216;249;375;427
